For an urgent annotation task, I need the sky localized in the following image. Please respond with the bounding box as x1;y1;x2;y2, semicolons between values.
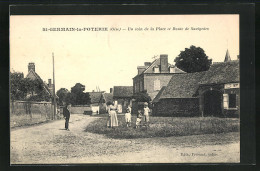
10;15;239;93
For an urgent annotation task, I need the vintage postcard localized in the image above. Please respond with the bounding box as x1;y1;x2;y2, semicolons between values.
10;14;240;164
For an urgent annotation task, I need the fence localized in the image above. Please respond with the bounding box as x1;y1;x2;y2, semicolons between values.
10;100;61;128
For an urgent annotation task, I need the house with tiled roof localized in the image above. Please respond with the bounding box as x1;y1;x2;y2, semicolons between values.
133;54;185;101
153;52;239;117
25;62;58;101
132;54;185;113
152;72;206;116
112;86;133;113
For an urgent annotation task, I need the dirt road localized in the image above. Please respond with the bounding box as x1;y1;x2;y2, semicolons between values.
10;114;240;164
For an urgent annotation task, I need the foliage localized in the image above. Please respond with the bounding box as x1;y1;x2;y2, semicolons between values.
63;83;91;105
85;115;239;139
57;88;69;105
174;45;212;73
133;90;151;102
10;72;51;101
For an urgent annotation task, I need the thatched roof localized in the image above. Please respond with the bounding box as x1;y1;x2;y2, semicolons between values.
199;60;239;85
160;72;206;99
113;86;133;98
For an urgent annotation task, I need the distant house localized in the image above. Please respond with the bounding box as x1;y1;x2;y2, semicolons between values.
88;92;103;115
112;86;133;113
153;53;239;117
25;62;58;101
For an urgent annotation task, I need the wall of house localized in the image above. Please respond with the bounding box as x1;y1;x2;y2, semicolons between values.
144;74;173;100
198;84;239;118
152;98;200;117
223;88;240;117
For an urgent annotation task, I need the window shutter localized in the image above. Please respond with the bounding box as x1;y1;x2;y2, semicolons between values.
223;94;229;109
154;79;160;91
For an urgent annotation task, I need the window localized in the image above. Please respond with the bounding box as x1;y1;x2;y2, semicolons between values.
154;79;160;91
154;67;159;73
223;94;237;109
229;94;236;108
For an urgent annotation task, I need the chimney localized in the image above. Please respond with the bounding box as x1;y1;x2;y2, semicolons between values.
137;66;147;75
48;79;52;88
28;63;35;72
144;62;152;66
110;88;113;93
160;54;168;73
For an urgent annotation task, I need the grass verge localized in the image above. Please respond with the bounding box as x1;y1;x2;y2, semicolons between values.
85;115;239;139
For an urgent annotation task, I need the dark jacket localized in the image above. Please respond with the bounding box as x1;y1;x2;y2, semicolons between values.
63;107;71;119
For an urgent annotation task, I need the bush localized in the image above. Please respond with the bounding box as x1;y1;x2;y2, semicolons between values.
85;115;239;139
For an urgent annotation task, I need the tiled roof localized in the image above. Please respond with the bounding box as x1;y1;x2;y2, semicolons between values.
152;86;166;103
113;86;133;98
160;72;207;99
88;92;103;104
103;93;113;103
199;60;239;85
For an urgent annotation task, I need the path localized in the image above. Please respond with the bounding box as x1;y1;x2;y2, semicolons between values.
10;114;240;164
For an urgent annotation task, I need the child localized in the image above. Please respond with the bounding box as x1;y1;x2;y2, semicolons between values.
125;106;131;127
143;102;150;127
135;109;143;128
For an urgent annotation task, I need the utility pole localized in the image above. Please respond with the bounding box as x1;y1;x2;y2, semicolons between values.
52;52;56;119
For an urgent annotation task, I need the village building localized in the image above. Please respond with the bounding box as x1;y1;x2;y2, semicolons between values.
25;62;58;101
152;72;206;116
112;86;133;113
133;54;185;101
153;51;239;118
198;60;239;117
88;92;103;115
132;54;185;113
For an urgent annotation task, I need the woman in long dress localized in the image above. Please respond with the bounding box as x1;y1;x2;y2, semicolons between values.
107;102;118;128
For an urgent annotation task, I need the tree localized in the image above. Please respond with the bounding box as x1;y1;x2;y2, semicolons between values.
57;88;69;106
174;45;212;73
65;83;91;105
10;71;51;102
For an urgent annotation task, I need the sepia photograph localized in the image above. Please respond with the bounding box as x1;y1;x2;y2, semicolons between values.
10;14;240;164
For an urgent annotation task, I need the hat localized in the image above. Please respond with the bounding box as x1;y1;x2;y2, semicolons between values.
144;102;148;106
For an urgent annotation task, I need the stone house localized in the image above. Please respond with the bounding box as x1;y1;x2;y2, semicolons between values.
132;54;185;113
133;54;185;101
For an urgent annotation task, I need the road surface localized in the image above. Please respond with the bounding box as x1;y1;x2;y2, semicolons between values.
10;114;240;164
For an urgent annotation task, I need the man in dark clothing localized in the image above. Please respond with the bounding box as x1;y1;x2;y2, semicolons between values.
63;104;71;131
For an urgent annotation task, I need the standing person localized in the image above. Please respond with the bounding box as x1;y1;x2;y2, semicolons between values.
125;105;132;127
63;103;71;131
143;102;150;127
135;109;143;128
107;102;118;128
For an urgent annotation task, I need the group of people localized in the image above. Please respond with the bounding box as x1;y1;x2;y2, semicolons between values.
62;102;151;130
106;102;150;128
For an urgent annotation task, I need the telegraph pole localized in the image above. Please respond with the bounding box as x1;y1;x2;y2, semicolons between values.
52;52;56;119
